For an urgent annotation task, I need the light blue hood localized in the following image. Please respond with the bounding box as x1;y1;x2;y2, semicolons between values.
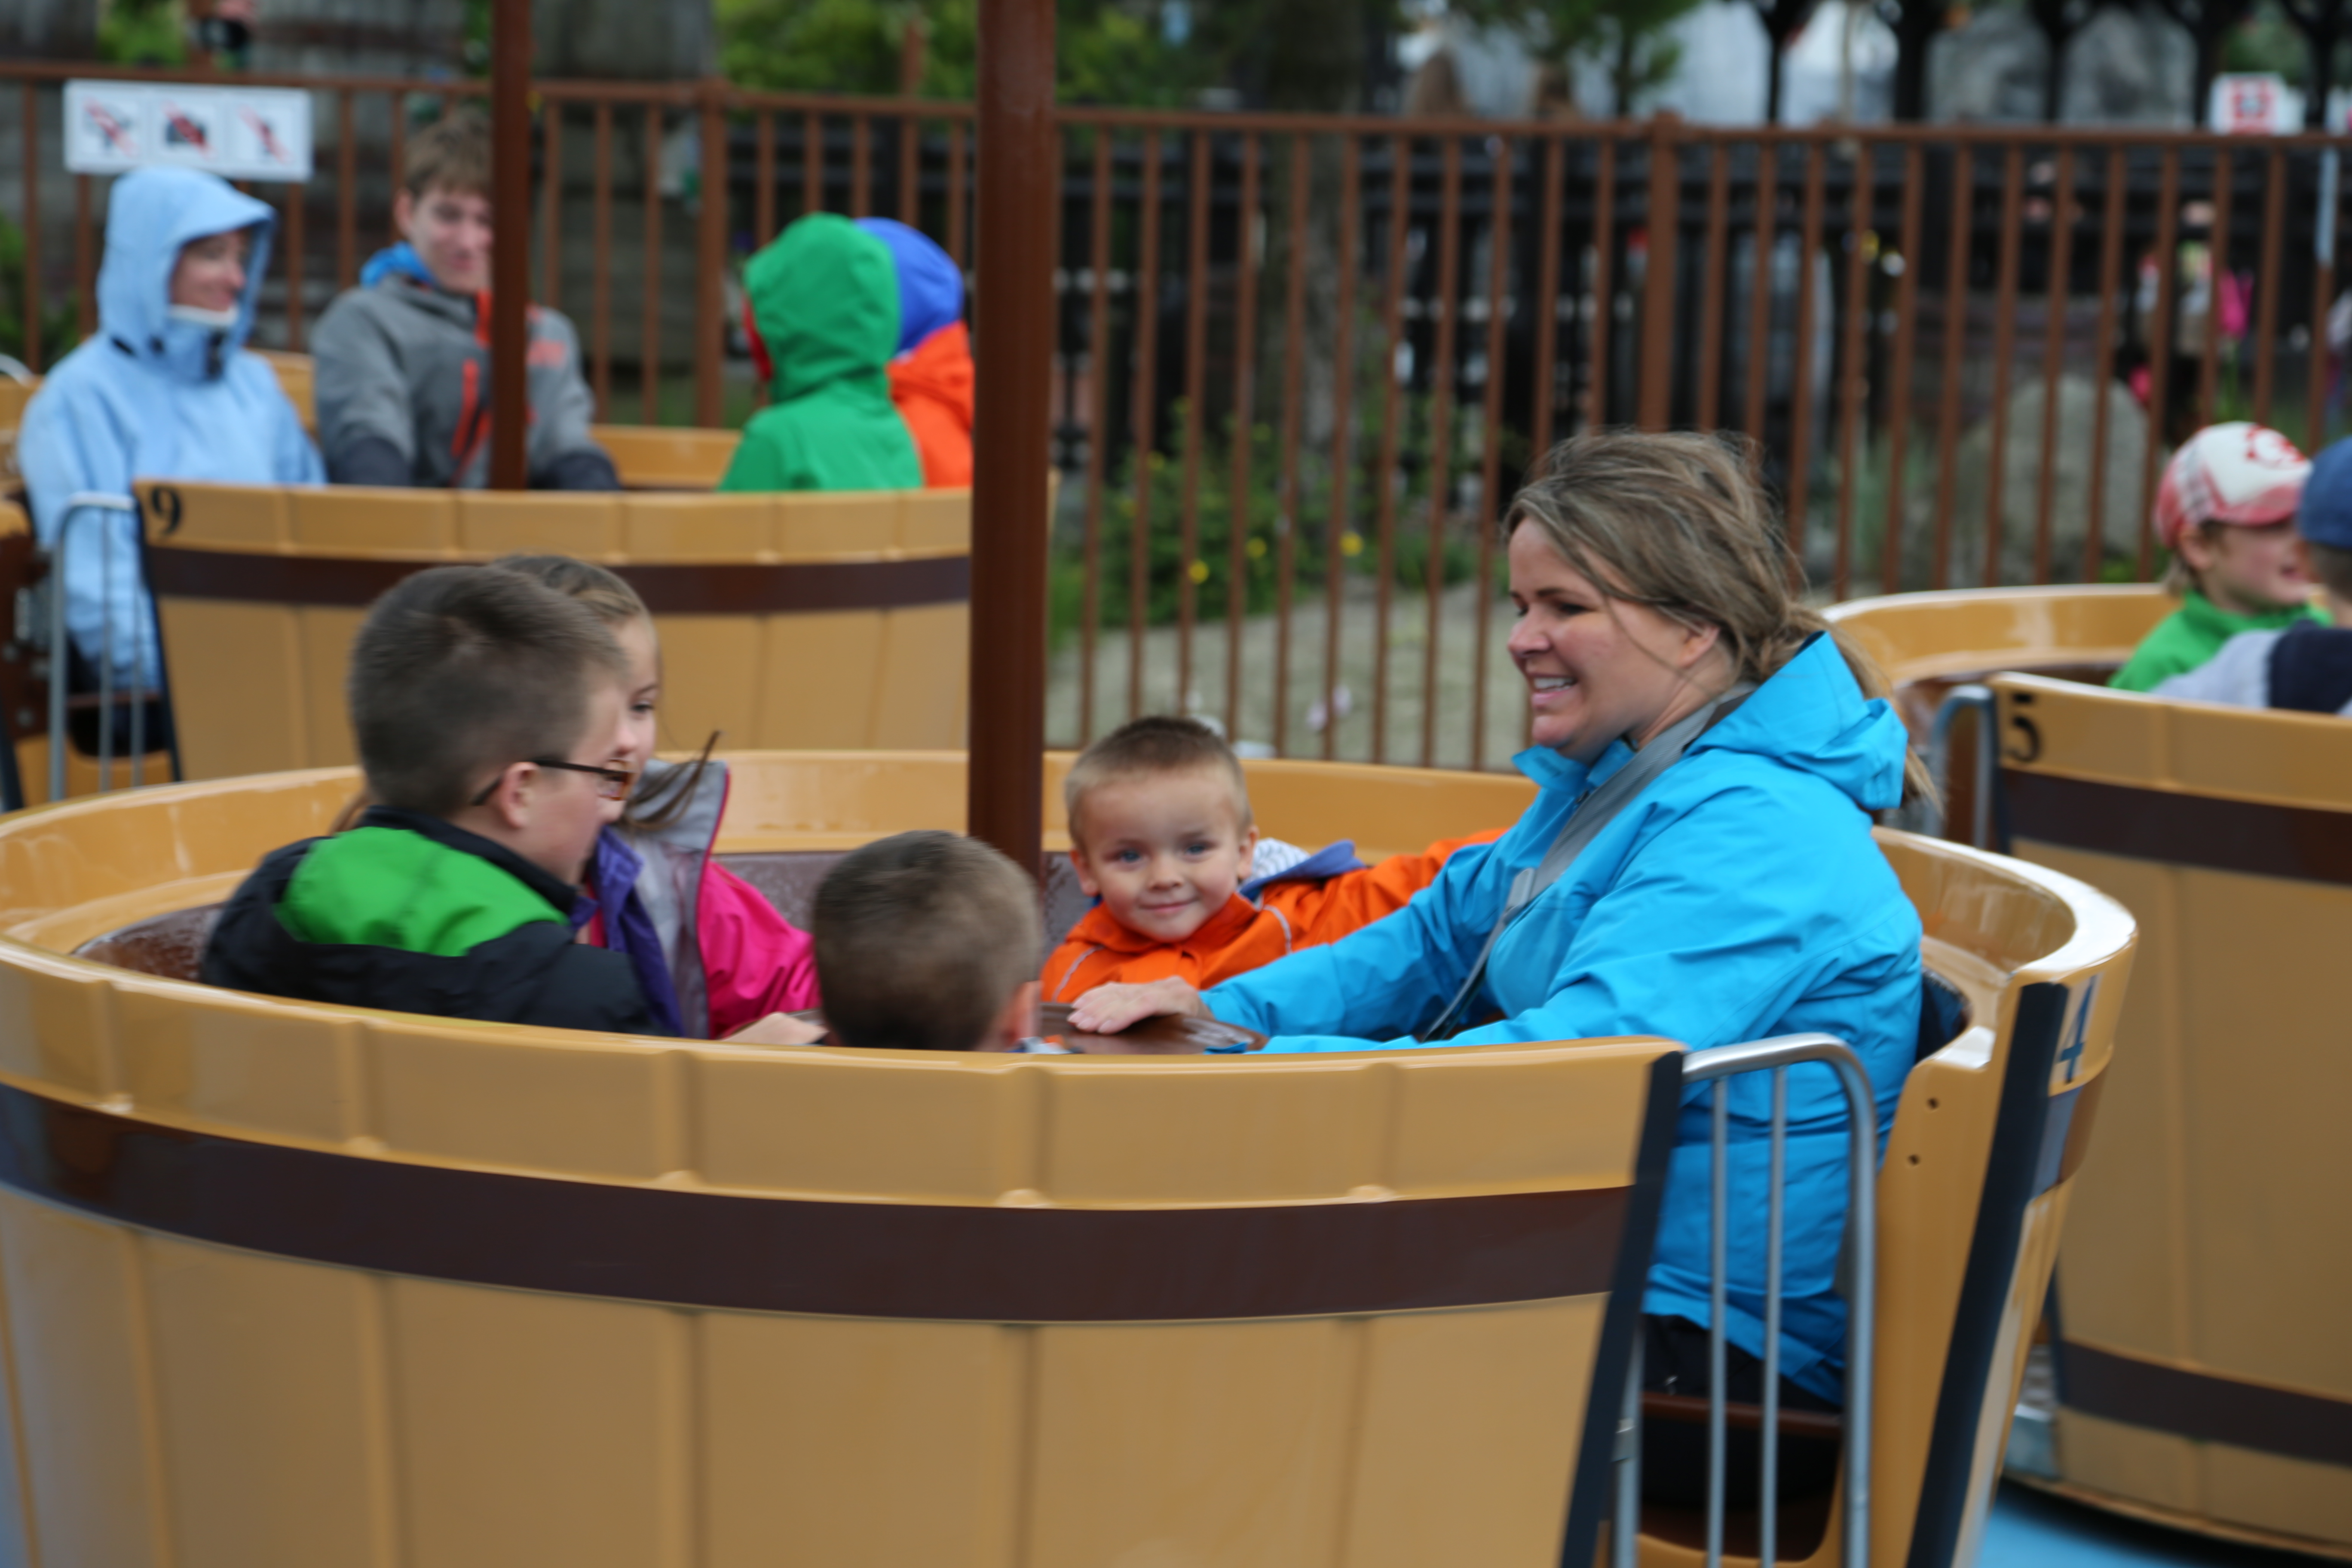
17;166;319;687
1685;629;1911;811
1205;631;1924;1399
96;166;276;383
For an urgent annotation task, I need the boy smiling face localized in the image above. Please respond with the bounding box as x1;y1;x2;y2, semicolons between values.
1069;766;1260;945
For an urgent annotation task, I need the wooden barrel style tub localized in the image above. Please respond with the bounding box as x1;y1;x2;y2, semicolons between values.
134;478;973;780
0;752;1713;1568
1831;587;2352;1559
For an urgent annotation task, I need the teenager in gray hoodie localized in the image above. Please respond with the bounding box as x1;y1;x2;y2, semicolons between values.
311;112;618;491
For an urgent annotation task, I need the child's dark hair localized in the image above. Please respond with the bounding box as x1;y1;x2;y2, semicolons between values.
490;552;717;831
347;565;625;815
814;831;1041;1052
1062;715;1251;843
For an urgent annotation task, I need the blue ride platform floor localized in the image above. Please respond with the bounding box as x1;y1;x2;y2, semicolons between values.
1986;1482;2333;1566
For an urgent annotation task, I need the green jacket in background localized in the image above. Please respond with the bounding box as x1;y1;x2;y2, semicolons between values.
719;214;925;494
2110;589;2328;692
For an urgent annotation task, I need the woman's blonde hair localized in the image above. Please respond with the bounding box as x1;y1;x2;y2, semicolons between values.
1507;429;1932;805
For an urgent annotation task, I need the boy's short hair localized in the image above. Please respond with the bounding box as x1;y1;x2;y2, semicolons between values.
2162;521;2221;596
402;111;492;202
348;565;626;815
1063;715;1251;843
814;831;1041;1053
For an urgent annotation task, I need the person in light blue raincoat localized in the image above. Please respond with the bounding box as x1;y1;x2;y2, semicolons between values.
1067;431;1927;1505
19;166;323;691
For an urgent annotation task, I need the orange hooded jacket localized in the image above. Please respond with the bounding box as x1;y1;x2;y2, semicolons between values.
1041;831;1502;1003
888;320;974;488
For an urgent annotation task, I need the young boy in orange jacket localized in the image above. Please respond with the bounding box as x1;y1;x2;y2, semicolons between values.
1044;716;1500;1004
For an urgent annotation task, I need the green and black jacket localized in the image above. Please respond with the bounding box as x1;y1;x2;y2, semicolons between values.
201;806;653;1035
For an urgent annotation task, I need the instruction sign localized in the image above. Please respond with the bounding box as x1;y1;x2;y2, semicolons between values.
63;80;312;182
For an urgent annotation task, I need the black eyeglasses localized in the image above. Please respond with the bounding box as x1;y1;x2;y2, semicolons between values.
469;758;641;807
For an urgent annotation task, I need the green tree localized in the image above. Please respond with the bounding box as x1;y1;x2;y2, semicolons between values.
1449;0;1703;115
719;0;1223;106
98;0;187;64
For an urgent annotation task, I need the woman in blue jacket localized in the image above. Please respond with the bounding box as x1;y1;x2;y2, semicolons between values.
20;166;322;704
1069;430;1927;1504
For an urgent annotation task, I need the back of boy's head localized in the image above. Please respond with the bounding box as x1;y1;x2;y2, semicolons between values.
402;111;491;201
1063;715;1250;843
491;553;648;628
2300;439;2352;604
814;831;1041;1052
348;566;625;815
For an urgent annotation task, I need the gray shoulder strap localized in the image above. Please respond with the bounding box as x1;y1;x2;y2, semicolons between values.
1416;684;1753;1043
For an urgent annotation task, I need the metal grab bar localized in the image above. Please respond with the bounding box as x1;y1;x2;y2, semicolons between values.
1926;684;1996;849
45;492;147;805
1610;1032;1878;1568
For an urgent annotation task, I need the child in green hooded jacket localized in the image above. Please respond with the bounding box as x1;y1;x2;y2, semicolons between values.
719;214;926;493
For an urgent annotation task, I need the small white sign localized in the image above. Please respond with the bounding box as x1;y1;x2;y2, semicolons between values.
64;80;312;182
2208;72;2300;135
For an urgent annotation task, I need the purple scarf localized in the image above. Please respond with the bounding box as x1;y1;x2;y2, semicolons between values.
570;825;686;1036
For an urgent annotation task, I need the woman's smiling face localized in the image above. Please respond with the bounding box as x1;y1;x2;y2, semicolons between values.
1506;524;1727;762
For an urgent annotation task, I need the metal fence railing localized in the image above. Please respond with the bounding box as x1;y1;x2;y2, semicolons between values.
6;61;2346;766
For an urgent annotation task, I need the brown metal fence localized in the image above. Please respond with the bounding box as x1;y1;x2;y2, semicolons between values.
6;63;2347;766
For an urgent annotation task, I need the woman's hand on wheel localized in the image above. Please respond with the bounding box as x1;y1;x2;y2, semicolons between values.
1066;978;1209;1035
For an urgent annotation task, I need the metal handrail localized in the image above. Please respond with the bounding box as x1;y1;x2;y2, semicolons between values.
1613;1032;1878;1568
1926;684;1997;850
45;491;147;805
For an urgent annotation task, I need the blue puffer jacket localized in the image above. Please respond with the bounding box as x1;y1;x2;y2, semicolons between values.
1206;632;1923;1400
19;167;323;686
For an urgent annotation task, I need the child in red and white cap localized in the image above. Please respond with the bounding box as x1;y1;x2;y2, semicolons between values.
2112;421;2324;692
2157;437;2352;715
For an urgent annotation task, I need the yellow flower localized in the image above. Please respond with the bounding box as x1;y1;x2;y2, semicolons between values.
1188;559;1210;584
1246;537;1269;560
1341;531;1363;557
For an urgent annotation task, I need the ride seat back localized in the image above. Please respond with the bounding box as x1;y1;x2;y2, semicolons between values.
588;423;740;489
1638;829;2135;1568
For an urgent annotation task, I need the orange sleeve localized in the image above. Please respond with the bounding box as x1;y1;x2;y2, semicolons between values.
1042;938;1211;1001
1266;830;1506;948
894;393;974;487
1042;937;1115;1002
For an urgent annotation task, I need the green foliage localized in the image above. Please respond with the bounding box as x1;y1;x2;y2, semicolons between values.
2220;0;2309;75
719;0;1216;105
1447;0;1704;113
0;214;78;368
1050;397;1486;648
719;0;1396;109
98;0;187;65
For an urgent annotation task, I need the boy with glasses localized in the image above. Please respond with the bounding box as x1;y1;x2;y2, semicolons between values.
202;566;652;1033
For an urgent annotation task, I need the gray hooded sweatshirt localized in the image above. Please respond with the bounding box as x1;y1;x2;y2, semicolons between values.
310;244;616;490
